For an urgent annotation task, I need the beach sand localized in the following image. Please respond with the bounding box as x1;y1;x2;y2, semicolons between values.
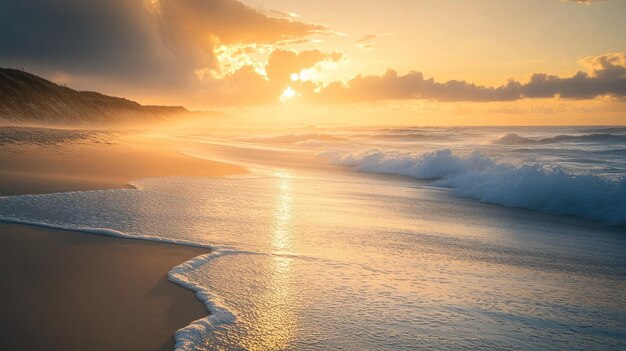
0;131;244;195
0;130;245;350
0;223;209;351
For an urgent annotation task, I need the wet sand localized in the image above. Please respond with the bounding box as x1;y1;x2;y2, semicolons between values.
0;130;244;350
0;223;209;351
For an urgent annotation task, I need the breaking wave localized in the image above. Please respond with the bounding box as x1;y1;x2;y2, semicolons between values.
322;148;626;225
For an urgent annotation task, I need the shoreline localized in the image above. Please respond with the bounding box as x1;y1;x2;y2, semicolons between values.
0;133;245;350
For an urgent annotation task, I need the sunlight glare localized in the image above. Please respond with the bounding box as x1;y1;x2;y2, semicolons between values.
280;87;298;102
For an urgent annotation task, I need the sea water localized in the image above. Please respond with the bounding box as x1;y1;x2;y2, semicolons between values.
1;126;625;350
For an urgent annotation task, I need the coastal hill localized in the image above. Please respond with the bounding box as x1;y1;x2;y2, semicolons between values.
0;68;189;125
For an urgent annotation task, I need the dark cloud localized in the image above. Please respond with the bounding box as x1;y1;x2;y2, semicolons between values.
0;0;324;87
158;0;324;47
307;53;626;103
0;0;160;77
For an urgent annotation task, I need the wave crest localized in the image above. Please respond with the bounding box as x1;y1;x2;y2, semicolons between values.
493;133;626;145
322;148;493;179
322;148;626;224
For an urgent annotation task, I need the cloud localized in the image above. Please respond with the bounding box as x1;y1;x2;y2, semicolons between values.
518;52;626;99
355;33;393;49
267;49;343;82
355;33;393;43
158;0;324;48
0;0;160;78
306;53;626;103
0;0;621;108
266;9;302;19
196;48;344;105
0;0;325;87
356;34;380;43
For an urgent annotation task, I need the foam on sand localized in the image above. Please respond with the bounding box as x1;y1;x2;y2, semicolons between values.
168;251;237;351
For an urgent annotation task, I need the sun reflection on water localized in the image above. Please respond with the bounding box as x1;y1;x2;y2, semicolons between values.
241;171;298;350
271;171;294;254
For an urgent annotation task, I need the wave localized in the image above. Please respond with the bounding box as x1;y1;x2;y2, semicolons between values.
0;215;211;249
239;133;348;145
579;126;626;134
322;148;494;179
322;148;626;225
365;133;457;141
493;133;626;145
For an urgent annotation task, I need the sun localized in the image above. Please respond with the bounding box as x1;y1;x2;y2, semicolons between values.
280;87;298;102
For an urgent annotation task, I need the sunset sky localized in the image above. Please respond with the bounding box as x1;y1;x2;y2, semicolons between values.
1;0;625;125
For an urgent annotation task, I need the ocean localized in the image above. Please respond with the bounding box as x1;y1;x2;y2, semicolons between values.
1;126;625;350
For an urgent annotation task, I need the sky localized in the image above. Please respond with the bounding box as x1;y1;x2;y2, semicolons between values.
0;0;625;125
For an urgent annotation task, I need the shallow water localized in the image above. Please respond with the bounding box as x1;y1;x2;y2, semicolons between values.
1;126;625;350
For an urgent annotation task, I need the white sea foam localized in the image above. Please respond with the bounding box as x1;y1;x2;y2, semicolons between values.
322;148;626;224
0;215;213;249
168;251;237;351
321;148;495;179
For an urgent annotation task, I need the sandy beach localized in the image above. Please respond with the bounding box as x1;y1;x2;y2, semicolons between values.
0;129;245;350
1;3;624;348
0;128;244;195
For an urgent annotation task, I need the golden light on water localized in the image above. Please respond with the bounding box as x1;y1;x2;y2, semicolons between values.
237;171;297;350
247;254;297;351
271;171;294;253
